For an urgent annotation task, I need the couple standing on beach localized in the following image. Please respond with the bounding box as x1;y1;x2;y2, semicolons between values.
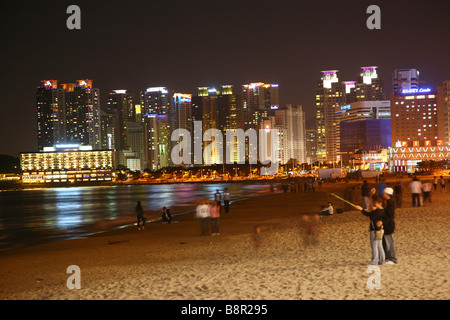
355;183;397;266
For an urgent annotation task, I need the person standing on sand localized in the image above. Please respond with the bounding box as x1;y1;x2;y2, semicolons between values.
381;188;398;265
223;188;231;213
361;180;371;211
422;181;433;205
409;177;423;207
196;200;211;236
440;176;446;193
210;201;220;235
433;176;438;191
135;201;145;230
355;197;386;266
214;189;222;210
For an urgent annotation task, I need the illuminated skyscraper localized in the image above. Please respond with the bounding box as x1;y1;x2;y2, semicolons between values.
63;79;101;149
36;80;66;151
346;66;386;102
315;71;346;163
105;90;133;153
242;82;279;130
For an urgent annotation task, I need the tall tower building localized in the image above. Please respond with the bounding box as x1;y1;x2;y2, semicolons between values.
63;79;101;149
275;105;306;165
438;80;450;146
346;66;386;102
36;80;66;151
105;90;134;151
242;82;279;130
315;71;346;163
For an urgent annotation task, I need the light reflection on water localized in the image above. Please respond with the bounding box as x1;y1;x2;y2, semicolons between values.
0;183;270;252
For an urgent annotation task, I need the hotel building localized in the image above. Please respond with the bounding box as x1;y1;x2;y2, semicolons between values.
21;144;114;184
390;87;444;171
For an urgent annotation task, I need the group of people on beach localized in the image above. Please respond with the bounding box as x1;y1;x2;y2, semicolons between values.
134;188;232;234
134;201;174;230
196;188;232;236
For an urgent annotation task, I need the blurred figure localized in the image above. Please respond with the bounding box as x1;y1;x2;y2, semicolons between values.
433;176;438;191
253;224;274;247
422;181;432;204
299;213;322;246
223;188;231;213
210;201;220;235
394;181;402;208
161;207;173;224
135;201;145;230
409;177;422;207
196;200;211;236
440;176;446;193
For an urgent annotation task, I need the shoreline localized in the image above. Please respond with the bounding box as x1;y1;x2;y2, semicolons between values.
1;179;449;300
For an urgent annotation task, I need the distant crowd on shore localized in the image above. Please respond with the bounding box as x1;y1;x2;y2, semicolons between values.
134;188;232;235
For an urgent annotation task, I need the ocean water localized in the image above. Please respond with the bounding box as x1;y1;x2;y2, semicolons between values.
0;182;270;253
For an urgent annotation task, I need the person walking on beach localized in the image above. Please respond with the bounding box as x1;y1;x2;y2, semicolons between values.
223;188;231;213
196;200;211;236
433;176;438;191
409;177;423;207
422;181;433;205
381;188;398;265
135;201;145;230
210;201;220;235
355;197;386;266
440;176;446;193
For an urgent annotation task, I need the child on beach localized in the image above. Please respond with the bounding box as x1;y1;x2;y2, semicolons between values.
355;197;385;266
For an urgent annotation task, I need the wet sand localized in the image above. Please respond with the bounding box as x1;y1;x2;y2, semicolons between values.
0;179;449;300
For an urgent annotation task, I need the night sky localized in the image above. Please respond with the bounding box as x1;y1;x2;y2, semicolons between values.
1;0;449;157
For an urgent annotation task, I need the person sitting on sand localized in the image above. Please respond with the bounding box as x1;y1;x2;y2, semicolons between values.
161;207;173;224
320;202;334;217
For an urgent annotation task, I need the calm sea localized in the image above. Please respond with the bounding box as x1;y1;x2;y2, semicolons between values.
0;182;270;253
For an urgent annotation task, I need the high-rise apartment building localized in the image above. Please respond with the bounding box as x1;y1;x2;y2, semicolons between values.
36;80;66;151
305;129;318;164
105;90;134;158
346;66;386;103
315;71;346;163
242;83;279;130
63;79;101;149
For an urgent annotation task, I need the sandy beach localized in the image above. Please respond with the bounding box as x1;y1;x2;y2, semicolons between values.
0;178;449;300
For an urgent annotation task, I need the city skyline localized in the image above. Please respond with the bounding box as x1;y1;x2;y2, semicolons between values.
1;0;449;157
